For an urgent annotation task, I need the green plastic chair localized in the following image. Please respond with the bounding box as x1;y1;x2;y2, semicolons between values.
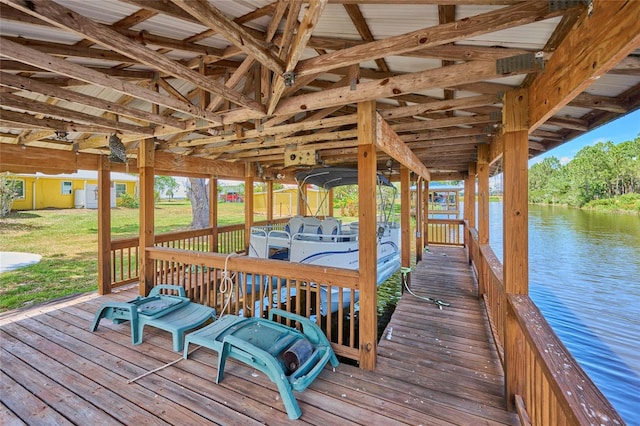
91;284;216;351
183;308;338;419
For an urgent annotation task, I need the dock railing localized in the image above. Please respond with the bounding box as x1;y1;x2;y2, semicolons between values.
146;246;361;361
427;218;465;246
466;225;623;425
109;218;288;289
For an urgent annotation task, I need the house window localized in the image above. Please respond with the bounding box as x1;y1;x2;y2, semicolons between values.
115;183;127;198
61;181;73;195
10;179;25;199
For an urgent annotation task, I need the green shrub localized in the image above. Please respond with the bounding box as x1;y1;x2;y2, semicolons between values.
117;193;139;208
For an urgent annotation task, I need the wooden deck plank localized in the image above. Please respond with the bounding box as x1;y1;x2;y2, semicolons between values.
51;302;370;425
0;370;68;426
0;246;518;425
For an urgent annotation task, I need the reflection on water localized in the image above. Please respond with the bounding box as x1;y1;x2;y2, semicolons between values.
488;203;640;425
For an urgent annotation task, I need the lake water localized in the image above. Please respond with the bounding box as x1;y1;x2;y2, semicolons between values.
487;202;640;424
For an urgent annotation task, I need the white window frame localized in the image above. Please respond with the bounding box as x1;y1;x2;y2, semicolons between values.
61;180;73;195
115;182;127;198
11;179;25;199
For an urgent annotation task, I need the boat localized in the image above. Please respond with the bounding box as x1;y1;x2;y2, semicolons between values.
244;167;401;316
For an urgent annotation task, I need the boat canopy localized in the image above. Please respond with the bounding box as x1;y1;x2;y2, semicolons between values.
295;167;393;189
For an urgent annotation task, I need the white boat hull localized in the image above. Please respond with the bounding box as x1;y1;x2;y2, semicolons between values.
246;220;401;316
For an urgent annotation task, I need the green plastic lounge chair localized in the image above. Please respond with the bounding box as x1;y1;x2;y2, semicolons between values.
91;284;216;351
183;308;339;420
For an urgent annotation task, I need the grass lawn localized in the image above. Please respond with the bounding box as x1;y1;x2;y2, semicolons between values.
0;200;247;313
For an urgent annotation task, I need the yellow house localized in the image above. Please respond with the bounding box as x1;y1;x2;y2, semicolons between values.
253;187;329;218
9;170;138;211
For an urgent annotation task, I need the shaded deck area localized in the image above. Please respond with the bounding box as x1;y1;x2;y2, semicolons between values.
0;246;517;425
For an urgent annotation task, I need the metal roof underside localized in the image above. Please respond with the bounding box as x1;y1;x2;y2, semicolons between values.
0;0;639;180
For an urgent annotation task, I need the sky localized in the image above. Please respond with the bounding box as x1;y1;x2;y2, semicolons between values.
529;108;640;166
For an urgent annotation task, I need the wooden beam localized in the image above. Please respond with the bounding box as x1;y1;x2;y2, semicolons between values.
267;0;328;114
177;114;358;148
357;100;378;371
207;57;256;112
0;72;185;130
154;151;245;179
528;0;640;131
380;94;500;120
0;38;221;123
294;1;567;77
392;114;494;133
377;114;430;181
0;93;152;135
171;0;284;76
0;109;127;135
274;60;538;116
2;0;263;114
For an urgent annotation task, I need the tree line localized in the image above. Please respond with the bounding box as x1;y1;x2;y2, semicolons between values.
528;137;640;207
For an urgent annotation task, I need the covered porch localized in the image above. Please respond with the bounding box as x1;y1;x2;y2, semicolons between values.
1;0;638;423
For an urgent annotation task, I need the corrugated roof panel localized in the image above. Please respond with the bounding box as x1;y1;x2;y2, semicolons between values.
130;16;210;42
0;21;83;44
310;4;362;39
64;56;127;69
211;0;261;20
385;56;442;74
556;105;593;118
56;0;141;25
462;17;562;51
585;74;640;97
359;4;441;39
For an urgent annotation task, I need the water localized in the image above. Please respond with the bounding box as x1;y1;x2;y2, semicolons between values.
488;202;640;424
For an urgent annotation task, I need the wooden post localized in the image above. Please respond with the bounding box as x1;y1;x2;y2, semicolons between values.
415;176;423;262
298;183;308;216
244;165;254;253
357;100;378;370
210;177;218;252
464;163;476;230
477;145;490;246
266;180;273;222
400;166;411;270
423;179;429;250
464;164;476;257
139;138;155;296
328;188;334;217
97;156;111;295
503;89;529;410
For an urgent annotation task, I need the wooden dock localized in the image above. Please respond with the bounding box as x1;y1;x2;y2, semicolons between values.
0;246;517;425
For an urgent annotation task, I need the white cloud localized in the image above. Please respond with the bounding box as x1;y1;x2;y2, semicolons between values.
559;156;571;165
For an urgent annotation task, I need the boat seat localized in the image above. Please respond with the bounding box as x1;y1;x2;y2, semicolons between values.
301;216;322;235
284;216;304;236
320;217;340;240
91;284;216;352
183;308;339;419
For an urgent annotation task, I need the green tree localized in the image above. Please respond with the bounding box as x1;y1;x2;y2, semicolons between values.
1;172;18;217
529;157;564;203
333;185;359;217
528;136;640;207
155;176;180;201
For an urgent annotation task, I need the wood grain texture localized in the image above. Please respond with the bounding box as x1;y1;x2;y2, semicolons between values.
0;246;527;425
